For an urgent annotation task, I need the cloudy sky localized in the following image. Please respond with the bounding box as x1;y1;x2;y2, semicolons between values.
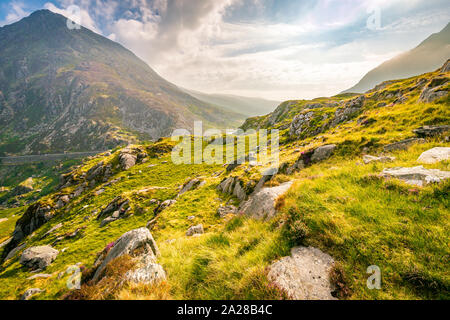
1;0;449;100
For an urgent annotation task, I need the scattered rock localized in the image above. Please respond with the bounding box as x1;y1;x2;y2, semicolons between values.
95;189;105;196
363;155;396;164
217;205;237;218
20;288;44;300
268;246;336;300
217;176;250;201
417;147;450;164
97;196;131;225
419;77;448;103
187;216;196;220
384;138;425;152
239;181;293;220
55;195;70;209
86;161;113;183
186;224;204;237
92;228;161;283
381;166;450;187
331;95;365;127
20;246;59;270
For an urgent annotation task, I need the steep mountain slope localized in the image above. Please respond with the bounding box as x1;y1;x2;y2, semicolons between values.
0;10;244;156
0;61;448;300
343;22;450;93
184;89;279;117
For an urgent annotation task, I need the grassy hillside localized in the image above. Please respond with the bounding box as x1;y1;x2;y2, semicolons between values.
0;63;448;300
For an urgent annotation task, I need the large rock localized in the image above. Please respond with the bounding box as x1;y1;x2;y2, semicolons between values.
330;95;365;127
217;176;249;201
268;246;336;300
384;138;425;152
418;147;450;164
239;181;293;220
311;144;336;163
92;228;160;283
381;166;450;187
97;196;131;226
419;77;448;103
86;161;112;183
119;150;137;170
20;246;59;270
126;256;166;285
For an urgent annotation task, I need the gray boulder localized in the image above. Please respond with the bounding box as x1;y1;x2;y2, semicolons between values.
126;256;166;285
119;151;137;170
154;199;177;214
239;181;293;220
217;205;237;218
186;224;204;237
418;147;450;164
311;145;336;163
92;227;160;283
178;178;204;196
20;246;59;270
268;246;336;300
381;166;450;187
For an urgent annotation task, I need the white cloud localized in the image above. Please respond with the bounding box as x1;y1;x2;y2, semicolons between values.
0;1;30;27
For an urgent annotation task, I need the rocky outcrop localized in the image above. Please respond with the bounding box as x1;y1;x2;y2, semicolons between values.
441;59;450;73
1;202;55;262
413;125;450;138
381;166;450;187
417;147;450;164
330;95;365;127
289;111;315;137
217;176;252;202
86;161;113;183
20;288;44;300
268;246;336;300
97;197;131;227
20;246;59;270
363;155;395;164
12;178;34;196
92;228;163;283
239;181;293;220
186;224;204;237
419;77;448;103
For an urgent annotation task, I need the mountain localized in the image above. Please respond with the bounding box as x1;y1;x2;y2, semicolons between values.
343;22;450;93
183;89;279;117
0;10;244;156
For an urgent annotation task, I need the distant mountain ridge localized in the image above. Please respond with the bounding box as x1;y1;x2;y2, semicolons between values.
184;89;279;117
344;22;450;93
0;10;244;155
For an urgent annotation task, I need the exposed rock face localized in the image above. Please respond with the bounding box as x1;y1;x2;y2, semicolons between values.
20;246;59;270
1;202;55;262
381;166;450;187
239;181;293;220
363;155;396;164
289;111;315;137
178;178;204;196
126;257;166;285
413;125;450;138
92;228;161;283
418;147;450;164
186;224;204;237
20;288;44;300
268;247;336;300
311;145;336;163
384;138;425;152
86;161;113;183
419;77;448;103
